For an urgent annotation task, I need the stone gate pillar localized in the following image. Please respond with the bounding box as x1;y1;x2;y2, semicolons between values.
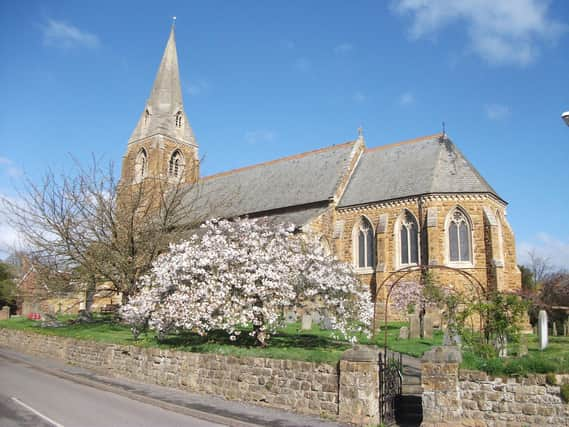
421;346;463;426
339;345;380;425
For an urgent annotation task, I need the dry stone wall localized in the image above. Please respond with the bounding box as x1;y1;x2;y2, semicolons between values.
0;329;339;419
422;346;569;426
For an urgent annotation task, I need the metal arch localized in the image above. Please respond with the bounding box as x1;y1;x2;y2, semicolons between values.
372;264;489;347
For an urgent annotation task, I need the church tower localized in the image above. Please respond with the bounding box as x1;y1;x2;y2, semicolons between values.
120;24;199;188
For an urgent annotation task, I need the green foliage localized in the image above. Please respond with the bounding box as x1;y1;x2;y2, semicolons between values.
561;384;569;403
519;265;535;291
454;291;528;359
546;373;557;385
0;262;17;308
461;335;569;375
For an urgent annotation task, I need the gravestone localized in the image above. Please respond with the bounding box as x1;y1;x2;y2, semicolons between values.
443;329;462;347
301;314;312;330
538;310;548;351
284;310;297;324
311;311;321;325
423;314;434;339
0;306;10;320
399;326;409;340
321;316;333;330
518;335;528;357
552;322;558;337
495;335;507;358
564;319;568;337
409;314;420;339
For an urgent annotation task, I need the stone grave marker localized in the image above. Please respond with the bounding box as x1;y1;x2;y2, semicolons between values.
399;326;409;340
564;320;568;337
538;310;548;350
495;335;507;358
423;314;434;339
443;329;462;347
409;314;420;339
0;306;10;320
311;311;321;325
518;335;528;357
285;310;297;324
552;322;558;337
301;314;312;330
321;316;333;330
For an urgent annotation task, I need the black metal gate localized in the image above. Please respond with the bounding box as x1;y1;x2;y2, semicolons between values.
378;349;403;425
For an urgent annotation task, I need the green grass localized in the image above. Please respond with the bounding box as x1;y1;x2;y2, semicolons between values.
0;316;441;364
461;335;569;375
7;316;565;374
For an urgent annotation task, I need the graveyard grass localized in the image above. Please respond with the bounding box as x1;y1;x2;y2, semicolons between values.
2;316;567;374
0;316;441;364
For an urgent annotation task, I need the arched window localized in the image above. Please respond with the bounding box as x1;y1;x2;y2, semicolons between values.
134;148;147;182
319;236;332;256
353;217;374;269
168;150;184;178
447;208;472;263
175;111;183;128
397;210;419;266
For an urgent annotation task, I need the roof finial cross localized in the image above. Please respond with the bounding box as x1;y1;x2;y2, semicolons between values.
357;125;364;140
172;16;177;28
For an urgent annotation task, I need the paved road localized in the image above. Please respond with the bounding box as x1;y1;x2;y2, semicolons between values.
0;354;223;427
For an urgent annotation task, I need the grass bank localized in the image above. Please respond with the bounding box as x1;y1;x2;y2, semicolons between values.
0;316;441;364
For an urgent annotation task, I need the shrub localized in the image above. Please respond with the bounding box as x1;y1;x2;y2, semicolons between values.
561;384;569;403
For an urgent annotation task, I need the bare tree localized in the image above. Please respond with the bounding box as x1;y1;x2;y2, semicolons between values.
2;158;204;305
527;249;552;287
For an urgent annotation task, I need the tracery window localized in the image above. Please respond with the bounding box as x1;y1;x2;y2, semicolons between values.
134;148;147;182
398;210;419;266
354;217;374;269
447;208;472;263
168;150;184;178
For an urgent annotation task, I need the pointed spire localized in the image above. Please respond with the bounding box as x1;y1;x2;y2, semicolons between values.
129;23;196;146
148;24;182;114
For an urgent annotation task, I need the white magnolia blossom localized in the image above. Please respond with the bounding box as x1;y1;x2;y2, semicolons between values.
121;218;373;344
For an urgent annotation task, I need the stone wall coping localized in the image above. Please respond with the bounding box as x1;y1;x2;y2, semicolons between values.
341;344;379;362
459;369;569;385
422;346;462;363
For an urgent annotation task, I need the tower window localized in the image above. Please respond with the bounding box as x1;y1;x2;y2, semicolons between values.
175;112;183;128
144;109;150;126
135;148;148;182
168;150;184;178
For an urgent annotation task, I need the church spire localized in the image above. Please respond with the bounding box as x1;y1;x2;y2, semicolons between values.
128;23;196;146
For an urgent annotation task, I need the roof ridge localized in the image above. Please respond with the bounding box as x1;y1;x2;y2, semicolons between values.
201;140;357;181
366;133;443;153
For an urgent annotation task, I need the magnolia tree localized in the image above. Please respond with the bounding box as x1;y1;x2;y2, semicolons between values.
121;218;373;346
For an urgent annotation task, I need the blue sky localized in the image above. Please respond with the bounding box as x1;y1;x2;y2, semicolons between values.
0;1;568;268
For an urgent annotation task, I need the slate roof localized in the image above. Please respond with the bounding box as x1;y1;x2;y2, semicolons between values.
182;141;358;225
338;133;499;207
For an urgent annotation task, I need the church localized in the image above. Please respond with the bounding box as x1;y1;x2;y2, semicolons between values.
120;25;521;316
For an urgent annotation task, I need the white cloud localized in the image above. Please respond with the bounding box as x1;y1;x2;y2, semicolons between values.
0;157;22;178
485;103;511;120
399;91;415;106
244;130;276;145
353;91;367;103
392;0;567;66
293;58;311;72
334;42;354;54
518;232;569;269
42;19;100;49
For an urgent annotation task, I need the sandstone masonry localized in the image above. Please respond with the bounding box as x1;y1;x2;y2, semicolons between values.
0;329;383;425
422;346;569;426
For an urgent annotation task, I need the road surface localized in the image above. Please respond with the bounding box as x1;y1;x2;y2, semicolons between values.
0;353;224;427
